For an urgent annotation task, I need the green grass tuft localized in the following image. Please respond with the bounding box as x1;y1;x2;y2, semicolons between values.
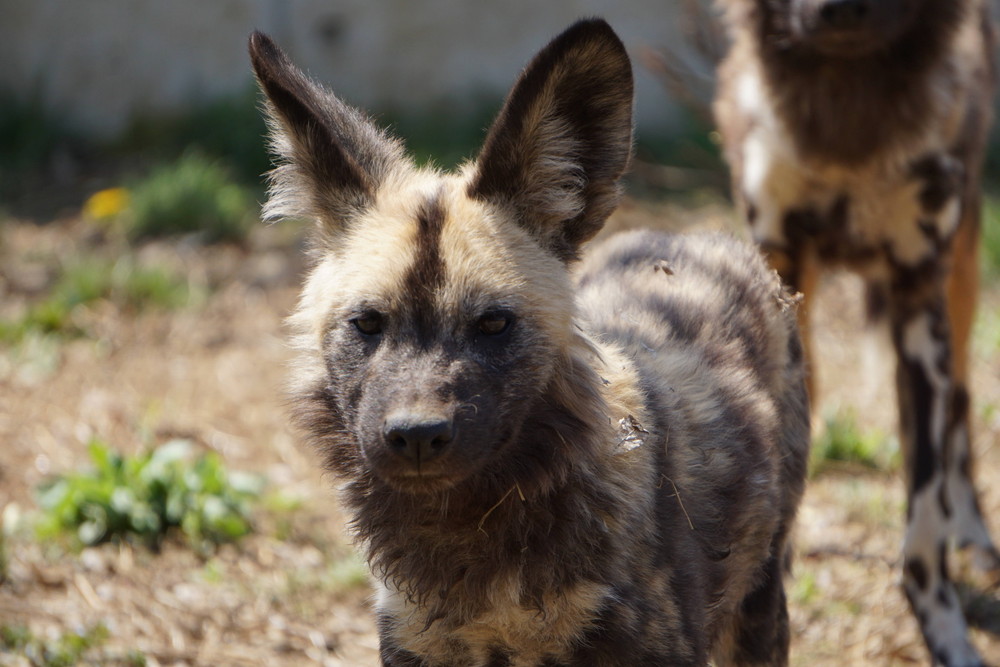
810;411;900;476
124;151;256;243
790;570;820;606
973;295;1000;359
981;195;1000;281
0;622;128;667
36;439;264;554
0;257;190;344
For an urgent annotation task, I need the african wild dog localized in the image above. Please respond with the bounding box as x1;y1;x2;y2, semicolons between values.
713;1;996;664
250;19;809;666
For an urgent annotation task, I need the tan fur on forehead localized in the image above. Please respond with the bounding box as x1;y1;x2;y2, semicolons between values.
289;167;578;349
289;168;436;344
439;179;576;336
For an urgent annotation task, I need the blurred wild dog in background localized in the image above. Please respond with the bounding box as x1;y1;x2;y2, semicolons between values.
714;0;996;664
251;18;810;666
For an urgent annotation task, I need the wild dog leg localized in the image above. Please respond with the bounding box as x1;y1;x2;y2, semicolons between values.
712;550;791;667
944;207;998;565
889;261;983;667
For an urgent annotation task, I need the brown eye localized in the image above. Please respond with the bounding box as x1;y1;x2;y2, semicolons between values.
352;313;384;336
478;312;512;336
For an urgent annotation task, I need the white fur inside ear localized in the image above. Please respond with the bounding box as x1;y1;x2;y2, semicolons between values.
260;123;308;223
527;115;587;224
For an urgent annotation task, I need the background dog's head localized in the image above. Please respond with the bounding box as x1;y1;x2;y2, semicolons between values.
729;0;965;58
249;19;633;495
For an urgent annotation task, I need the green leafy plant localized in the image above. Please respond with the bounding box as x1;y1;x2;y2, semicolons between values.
810;411;900;476
0;256;190;343
36;439;264;553
123;151;256;243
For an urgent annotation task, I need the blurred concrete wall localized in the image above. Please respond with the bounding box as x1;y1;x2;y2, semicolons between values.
0;0;690;138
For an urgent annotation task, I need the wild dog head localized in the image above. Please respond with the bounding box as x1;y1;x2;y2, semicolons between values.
249;20;633;496
731;0;965;58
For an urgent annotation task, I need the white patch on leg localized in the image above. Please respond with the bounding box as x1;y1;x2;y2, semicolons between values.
947;421;998;566
900;313;987;665
902;313;949;444
903;313;997;565
904;485;982;667
936;197;962;239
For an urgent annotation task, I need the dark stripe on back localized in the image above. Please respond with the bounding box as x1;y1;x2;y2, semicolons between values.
403;192;447;340
486;645;513;667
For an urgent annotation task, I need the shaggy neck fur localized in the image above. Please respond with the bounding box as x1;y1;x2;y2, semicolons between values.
748;1;967;165
298;335;636;627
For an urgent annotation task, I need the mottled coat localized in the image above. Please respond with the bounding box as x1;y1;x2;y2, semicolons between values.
713;1;996;665
251;19;810;666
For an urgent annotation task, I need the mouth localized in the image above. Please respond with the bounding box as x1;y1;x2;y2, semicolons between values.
805;31;884;57
366;450;472;493
380;469;464;494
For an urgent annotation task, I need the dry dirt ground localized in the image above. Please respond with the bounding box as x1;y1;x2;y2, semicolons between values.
1;199;999;666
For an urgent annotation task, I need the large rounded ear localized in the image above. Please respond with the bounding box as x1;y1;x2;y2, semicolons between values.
248;31;405;234
468;19;634;262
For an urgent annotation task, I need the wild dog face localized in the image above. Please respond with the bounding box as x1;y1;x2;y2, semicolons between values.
249;22;633;496
742;0;963;58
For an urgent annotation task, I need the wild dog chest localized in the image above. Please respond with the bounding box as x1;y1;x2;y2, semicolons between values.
741;135;965;272
725;45;977;274
375;578;614;666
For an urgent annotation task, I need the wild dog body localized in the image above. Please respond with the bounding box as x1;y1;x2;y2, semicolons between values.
364;229;809;667
251;20;809;666
714;1;996;664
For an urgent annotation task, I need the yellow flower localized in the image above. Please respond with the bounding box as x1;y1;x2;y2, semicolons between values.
84;187;130;220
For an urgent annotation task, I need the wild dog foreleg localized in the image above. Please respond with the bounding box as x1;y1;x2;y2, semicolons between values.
711;550;791;667
908;153;997;567
889;263;983;667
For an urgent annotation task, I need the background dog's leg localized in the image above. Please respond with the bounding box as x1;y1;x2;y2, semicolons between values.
944;205;998;568
890;265;983;667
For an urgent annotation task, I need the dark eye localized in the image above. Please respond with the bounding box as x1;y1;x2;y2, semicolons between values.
477;312;513;337
352;312;384;336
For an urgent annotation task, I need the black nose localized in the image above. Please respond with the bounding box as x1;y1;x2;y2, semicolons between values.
383;415;453;464
818;0;869;30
